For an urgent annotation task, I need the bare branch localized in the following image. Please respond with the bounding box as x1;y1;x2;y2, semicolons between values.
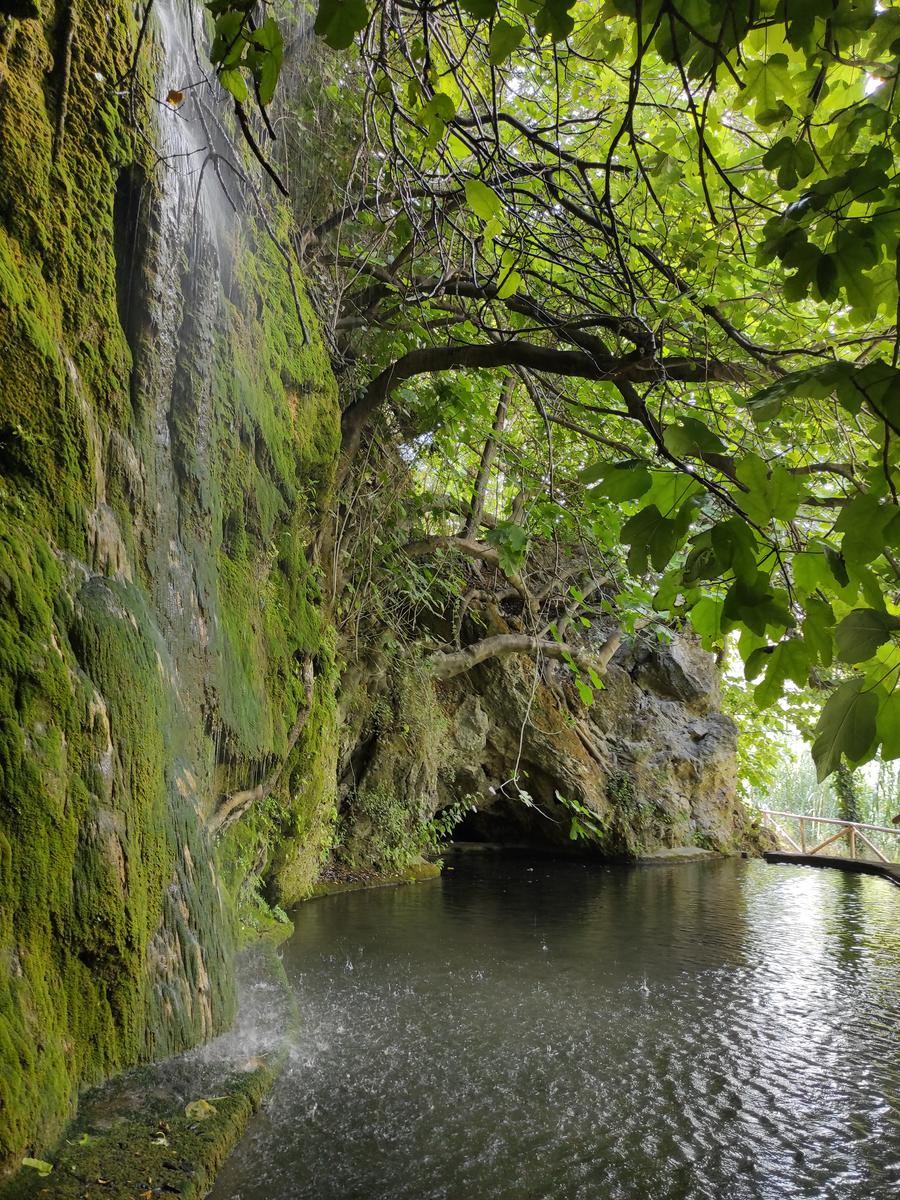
430;629;622;681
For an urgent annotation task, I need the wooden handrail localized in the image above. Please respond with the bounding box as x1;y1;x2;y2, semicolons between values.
761;810;900;837
758;809;899;862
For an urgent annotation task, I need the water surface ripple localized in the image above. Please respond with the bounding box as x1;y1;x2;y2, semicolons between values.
210;855;900;1200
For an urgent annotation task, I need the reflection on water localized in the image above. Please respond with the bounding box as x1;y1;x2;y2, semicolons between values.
209;855;900;1200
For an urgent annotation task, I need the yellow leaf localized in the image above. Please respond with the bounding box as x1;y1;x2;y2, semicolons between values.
166;89;184;107
22;1158;53;1176
184;1098;218;1121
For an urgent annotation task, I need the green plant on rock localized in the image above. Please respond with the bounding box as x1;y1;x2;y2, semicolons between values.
555;789;607;845
418;797;474;858
339;783;422;875
605;772;656;856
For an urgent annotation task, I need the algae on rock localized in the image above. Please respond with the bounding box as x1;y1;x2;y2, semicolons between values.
0;0;341;1175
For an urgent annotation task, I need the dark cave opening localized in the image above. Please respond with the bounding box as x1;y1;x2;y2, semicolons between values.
450;788;574;850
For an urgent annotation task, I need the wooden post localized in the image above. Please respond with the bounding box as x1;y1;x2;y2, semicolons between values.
849;825;857;860
799;816;806;853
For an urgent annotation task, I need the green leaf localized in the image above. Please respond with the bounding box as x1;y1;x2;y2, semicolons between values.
643;471;702;514
834;608;900;664
835;494;894;565
682;535;719;584
739;54;794;126
723;572;795;637
496;249;521;298
534;0;577;41
314;0;369;50
210;11;245;66
22;1160;53;1177
464;178;504;222
734;453;804;524
762;135;815;190
811;678;878;781
580;460;652;500
219;67;249;103
753;639;810;709
825;545;850;588
802;596;835;667
489;19;525;64
460;0;498;16
876;690;900;760
793;541;838;597
419;92;456;147
620;503;690;574
248;18;284;105
662;416;726;457
485;521;528;575
689;597;724;648
710;517;758;582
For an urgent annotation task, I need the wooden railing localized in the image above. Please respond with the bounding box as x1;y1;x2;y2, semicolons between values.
759;809;900;864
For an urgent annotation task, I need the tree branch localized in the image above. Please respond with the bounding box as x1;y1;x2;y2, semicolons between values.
403;534;533;609
429;629;622;681
339;340;743;477
464;378;514;538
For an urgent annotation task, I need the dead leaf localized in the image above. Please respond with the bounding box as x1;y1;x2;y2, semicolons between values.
166;89;184;107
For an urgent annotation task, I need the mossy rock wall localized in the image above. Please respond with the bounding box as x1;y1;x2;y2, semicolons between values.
336;619;763;868
0;0;340;1176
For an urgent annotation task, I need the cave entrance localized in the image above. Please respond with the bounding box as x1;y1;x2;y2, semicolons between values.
449;786;574;850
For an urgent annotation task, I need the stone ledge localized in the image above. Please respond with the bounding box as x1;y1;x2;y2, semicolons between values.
0;945;296;1200
303;856;442;900
635;846;725;864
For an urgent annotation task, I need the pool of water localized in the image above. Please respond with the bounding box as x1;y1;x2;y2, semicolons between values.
209;854;900;1200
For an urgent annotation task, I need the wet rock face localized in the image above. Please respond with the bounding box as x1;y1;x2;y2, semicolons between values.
0;0;340;1175
440;632;757;857
338;623;763;866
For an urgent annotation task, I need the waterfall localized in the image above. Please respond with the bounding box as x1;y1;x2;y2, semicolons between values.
128;0;247;1055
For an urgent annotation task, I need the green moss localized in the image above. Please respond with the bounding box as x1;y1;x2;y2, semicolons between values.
601;770;656;857
0;0;343;1178
332;654;454;878
0;3;137;550
0;1082;270;1200
0;943;295;1200
0;526;183;1165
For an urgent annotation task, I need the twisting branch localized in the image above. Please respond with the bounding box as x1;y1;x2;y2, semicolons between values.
339;340;744;480
233;98;289;196
403;534;534;611
429;628;622;681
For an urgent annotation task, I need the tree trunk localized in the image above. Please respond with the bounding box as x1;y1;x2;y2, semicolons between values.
463;378;514;539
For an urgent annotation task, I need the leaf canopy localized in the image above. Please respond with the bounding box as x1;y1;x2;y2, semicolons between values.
211;0;900;778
